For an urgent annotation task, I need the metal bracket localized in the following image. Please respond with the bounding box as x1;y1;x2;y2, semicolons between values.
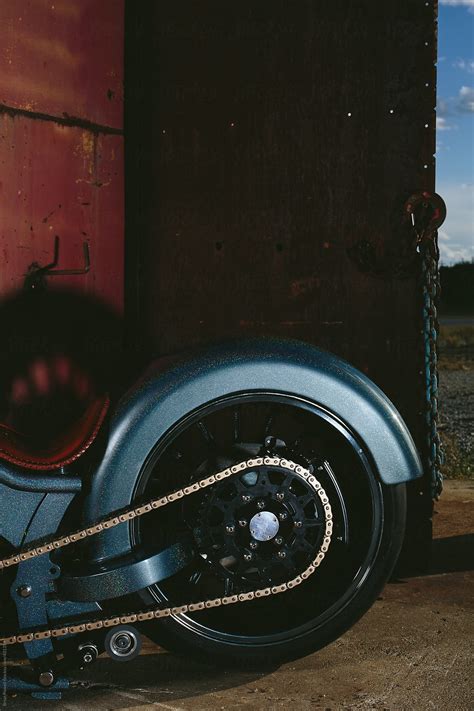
24;236;91;291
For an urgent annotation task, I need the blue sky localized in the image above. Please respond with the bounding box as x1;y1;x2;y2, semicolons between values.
437;0;474;263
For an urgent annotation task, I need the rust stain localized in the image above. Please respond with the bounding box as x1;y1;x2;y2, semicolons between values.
0;103;123;136
290;276;320;299
80;130;95;176
16;33;79;68
47;1;82;21
42;208;56;223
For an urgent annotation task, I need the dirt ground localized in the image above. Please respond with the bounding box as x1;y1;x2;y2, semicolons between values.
4;479;473;711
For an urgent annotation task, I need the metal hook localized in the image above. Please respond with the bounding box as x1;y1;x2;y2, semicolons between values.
47;240;90;277
24;236;91;291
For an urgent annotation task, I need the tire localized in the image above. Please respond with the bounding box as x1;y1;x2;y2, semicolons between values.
133;392;406;667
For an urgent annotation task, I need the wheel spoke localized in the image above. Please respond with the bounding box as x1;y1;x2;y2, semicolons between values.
188;570;203;587
224;577;236;596
233;407;241;442
197;420;216;447
302;518;324;528
264;406;275;438
298;493;316;507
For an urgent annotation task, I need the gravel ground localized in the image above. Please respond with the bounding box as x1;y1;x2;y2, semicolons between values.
438;365;474;464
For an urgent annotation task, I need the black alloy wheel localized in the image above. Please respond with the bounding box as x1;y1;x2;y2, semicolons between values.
132;393;406;666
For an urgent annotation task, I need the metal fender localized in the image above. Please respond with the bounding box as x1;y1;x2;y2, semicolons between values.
84;338;422;562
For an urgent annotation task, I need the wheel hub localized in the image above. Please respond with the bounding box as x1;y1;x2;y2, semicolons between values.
193;461;327;588
249;511;280;542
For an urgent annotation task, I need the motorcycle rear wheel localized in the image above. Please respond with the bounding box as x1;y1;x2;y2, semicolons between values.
133;392;406;666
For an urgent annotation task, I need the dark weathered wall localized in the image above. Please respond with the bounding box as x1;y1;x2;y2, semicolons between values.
126;0;438;455
0;0;124;310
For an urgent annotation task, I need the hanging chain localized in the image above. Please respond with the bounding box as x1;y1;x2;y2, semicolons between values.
0;457;332;646
405;191;447;498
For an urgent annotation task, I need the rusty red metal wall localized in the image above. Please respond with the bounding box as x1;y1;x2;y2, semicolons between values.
0;0;124;310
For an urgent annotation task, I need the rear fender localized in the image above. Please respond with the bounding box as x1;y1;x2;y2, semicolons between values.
84;339;422;562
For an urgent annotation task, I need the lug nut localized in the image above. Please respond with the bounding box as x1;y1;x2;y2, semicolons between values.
241;494;251;503
243;552;252;562
294;520;303;528
276;492;285;501
279;512;288;521
257;500;265;509
239;519;247;528
225;524;235;534
274;536;284;546
277;550;286;559
249;540;258;550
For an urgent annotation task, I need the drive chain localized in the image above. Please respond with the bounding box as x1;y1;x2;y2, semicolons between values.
0;457;333;646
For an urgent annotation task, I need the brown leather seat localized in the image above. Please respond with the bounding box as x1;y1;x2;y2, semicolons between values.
0;395;110;471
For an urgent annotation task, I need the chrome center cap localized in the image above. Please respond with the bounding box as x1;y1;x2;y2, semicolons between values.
249;511;280;542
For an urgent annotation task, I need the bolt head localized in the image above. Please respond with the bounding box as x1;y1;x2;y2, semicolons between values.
249;540;258;550
294;520;303;528
18;585;32;598
277;550;286;559
239;519;247;527
38;671;54;687
278;512;288;521
225;524;235;534
257;500;265;509
276;492;285;501
274;536;284;546
241;494;251;503
243;552;252;562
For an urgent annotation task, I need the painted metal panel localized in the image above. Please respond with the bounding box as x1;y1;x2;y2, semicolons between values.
0;114;124;309
126;0;437;443
0;0;124;311
0;0;123;129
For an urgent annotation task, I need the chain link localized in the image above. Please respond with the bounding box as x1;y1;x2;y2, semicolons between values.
0;457;332;646
405;191;447;499
420;239;444;498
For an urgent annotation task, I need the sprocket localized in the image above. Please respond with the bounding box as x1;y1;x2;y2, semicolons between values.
192;459;326;589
